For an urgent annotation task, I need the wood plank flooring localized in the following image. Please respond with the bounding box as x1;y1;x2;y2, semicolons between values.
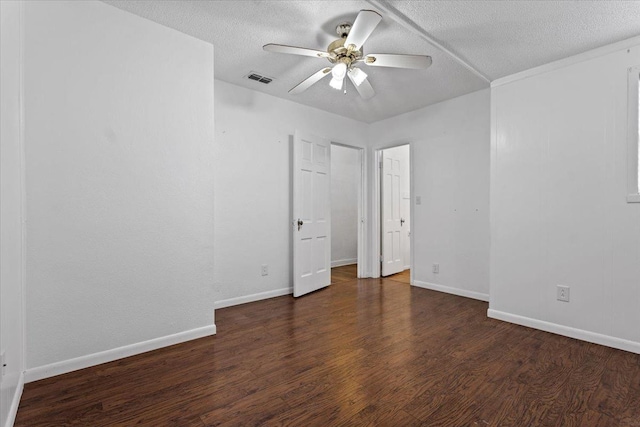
330;263;358;284
15;265;640;426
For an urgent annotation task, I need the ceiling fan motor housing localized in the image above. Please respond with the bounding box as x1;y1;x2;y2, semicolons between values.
327;25;363;66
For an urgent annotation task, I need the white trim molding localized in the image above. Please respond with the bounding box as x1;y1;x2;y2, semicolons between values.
25;325;216;383
331;258;357;268
4;372;24;427
488;309;640;355
412;280;489;302
214;287;292;310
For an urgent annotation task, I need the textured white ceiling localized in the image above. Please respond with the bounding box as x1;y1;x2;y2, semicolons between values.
102;0;640;123
388;0;640;80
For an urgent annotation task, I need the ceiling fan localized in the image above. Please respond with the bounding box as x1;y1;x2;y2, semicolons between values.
263;10;432;100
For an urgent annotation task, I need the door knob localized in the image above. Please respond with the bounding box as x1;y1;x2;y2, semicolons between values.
400;218;405;226
297;219;304;231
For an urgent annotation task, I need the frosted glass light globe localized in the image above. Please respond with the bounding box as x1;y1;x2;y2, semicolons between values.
331;62;347;79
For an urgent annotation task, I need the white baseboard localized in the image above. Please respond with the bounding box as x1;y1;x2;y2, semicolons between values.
331;258;357;268
412;280;489;302
4;372;24;427
25;324;216;383
488;309;640;355
215;287;292;309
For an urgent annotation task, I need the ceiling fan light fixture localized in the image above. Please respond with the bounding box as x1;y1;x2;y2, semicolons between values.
329;76;344;90
350;67;367;86
331;62;347;79
263;9;431;99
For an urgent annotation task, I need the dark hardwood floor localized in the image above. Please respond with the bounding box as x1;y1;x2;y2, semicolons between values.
330;263;358;284
15;265;640;426
331;264;409;285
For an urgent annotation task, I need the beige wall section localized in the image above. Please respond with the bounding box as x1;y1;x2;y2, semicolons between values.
368;89;491;299
24;0;215;372
331;144;360;267
213;80;368;307
1;1;26;425
490;42;640;353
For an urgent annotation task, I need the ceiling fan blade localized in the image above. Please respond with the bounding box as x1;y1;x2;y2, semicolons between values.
364;54;432;69
263;43;330;59
347;69;375;100
344;10;382;51
289;68;332;95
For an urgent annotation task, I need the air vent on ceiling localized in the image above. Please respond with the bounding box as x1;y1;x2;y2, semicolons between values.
246;71;274;84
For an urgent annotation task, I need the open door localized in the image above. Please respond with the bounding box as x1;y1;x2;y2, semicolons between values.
381;148;404;276
293;131;331;297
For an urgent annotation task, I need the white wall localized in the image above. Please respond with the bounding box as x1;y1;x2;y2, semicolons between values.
369;89;491;300
23;0;215;376
489;40;640;353
331;145;360;267
1;1;25;425
382;144;411;270
214;80;368;307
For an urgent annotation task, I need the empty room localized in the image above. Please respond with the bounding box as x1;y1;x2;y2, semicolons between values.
2;1;640;426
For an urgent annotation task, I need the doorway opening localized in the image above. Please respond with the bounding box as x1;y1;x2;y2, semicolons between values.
330;143;364;283
376;144;411;280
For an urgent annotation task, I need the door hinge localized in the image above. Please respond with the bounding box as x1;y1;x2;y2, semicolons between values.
380;255;383;262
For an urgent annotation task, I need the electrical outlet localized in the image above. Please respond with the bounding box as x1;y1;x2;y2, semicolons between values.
261;264;268;276
557;285;570;302
416;196;422;205
432;263;439;274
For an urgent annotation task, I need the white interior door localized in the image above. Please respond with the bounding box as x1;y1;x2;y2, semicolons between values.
293;131;331;297
381;149;404;276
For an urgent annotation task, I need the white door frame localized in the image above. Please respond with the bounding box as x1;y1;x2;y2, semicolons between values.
331;142;366;279
372;142;413;283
